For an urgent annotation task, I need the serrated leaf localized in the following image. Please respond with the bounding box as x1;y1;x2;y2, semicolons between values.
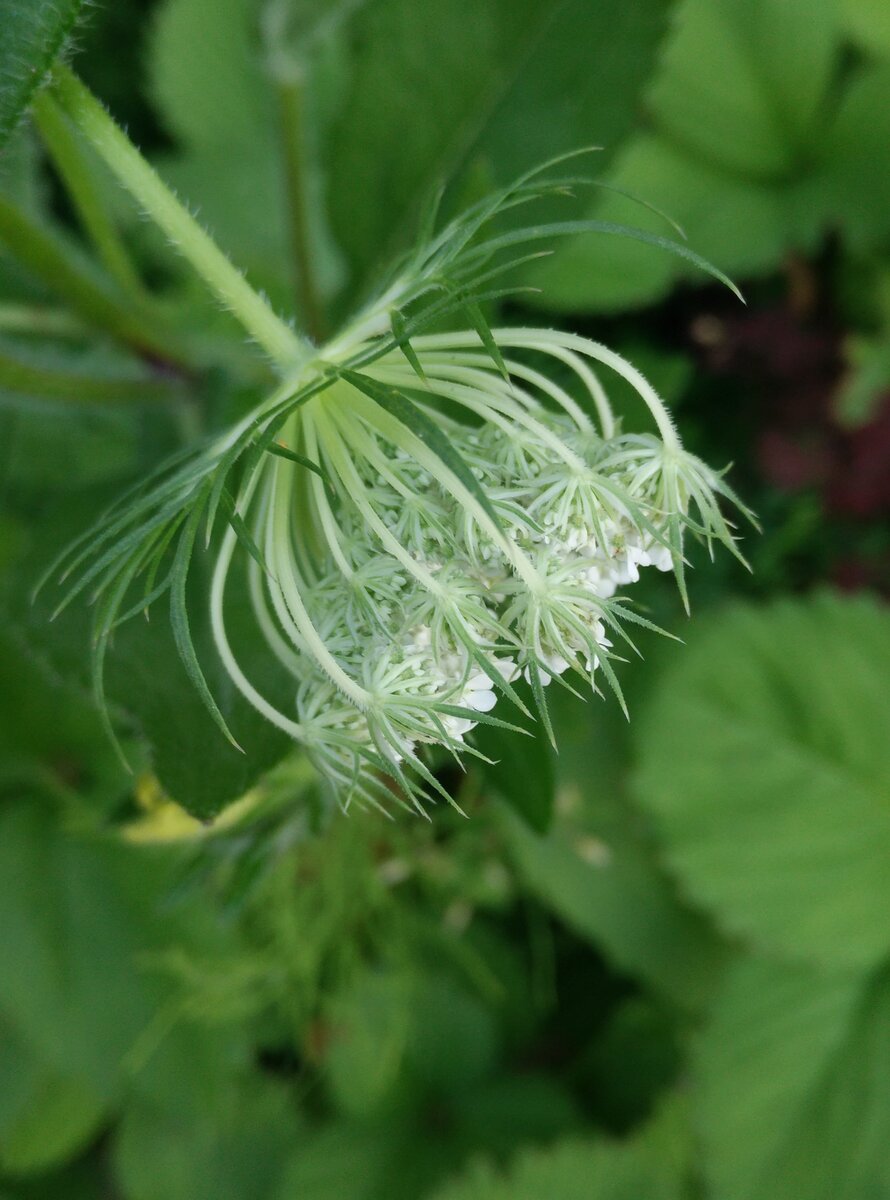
693;956;890;1200
0;0;87;152
634;593;890;971
429;1102;691;1200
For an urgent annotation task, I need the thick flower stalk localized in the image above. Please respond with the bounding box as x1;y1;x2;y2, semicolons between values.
43;70;752;812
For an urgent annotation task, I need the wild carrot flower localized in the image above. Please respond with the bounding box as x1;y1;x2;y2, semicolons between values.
39;84;751;813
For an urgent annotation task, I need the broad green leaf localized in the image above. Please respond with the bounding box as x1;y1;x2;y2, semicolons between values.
843;0;890;58
0;1016;105;1176
0;625;125;806
326;0;547;283
529;134;784;313
323;970;412;1118
151;0;270;150
429;1102;691;1200
104;571;291;818
324;968;498;1118
0;397;139;494
0;798;249;1112
326;0;670;292
472;0;670;181
502;694;728;1012
6;486;290;819
694;956;890;1200
0;1067;106;1176
113;1080;295;1200
275;1122;432;1200
579;997;682;1132
0;801;161;1089
649;0;838;179
634;594;890;971
525;2;890;312
401;974;498;1096
805;66;890;254
0;0;87;152
476;719;555;834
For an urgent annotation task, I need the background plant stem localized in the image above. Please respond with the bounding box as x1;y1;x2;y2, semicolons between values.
0;194;179;364
32;89;146;303
277;77;326;345
0;344;177;404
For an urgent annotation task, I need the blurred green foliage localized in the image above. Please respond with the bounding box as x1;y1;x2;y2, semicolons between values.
1;0;890;1196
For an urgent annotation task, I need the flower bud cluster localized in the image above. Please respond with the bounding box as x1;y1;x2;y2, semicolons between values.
208;326;746;810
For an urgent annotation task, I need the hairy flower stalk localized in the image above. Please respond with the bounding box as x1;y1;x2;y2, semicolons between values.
44;72;752;812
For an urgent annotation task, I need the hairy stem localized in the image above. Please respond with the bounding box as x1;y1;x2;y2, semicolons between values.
51;66;311;370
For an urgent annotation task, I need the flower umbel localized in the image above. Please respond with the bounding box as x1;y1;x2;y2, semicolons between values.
40;111;752;813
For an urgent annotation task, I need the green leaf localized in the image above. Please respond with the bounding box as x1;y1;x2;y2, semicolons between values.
649;0;838;179
693;956;890;1200
0;624;126;805
8;488;290;820
805;65;890;254
528;134;784;313
843;0;890;59
471;0;670;181
502;694;728;1012
477;719;555;834
105;571;291;819
275;1121;431;1200
634;594;890;971
429;1102;691;1200
0;801;165;1089
0;1016;108;1180
0;0;87;152
525;1;890;312
323;968;498;1118
326;0;670;291
113;1079;296;1200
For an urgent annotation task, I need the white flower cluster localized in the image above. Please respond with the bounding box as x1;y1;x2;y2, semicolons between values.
39;115;748;813
208;325;746;810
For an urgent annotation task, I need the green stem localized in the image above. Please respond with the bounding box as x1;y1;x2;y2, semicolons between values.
33;90;146;303
51;66;311;370
0;344;176;404
0;195;179;362
0;304;86;338
277;77;325;344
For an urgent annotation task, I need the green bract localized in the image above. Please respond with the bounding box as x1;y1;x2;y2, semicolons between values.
41;71;751;811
